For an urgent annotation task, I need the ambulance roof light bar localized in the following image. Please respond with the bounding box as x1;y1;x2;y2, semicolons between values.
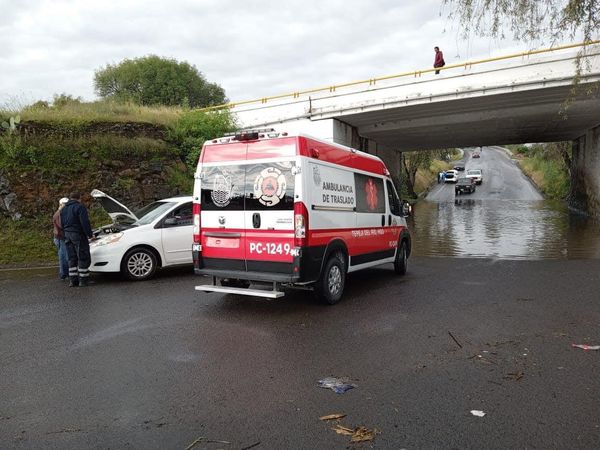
212;128;287;143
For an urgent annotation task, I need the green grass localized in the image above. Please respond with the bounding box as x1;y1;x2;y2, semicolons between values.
0;217;56;265
0;205;111;266
519;155;569;199
4;100;185;128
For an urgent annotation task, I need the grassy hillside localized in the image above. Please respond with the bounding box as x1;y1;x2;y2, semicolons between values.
0;100;236;266
509;143;570;199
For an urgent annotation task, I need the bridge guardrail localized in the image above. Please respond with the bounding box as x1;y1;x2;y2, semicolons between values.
199;40;600;113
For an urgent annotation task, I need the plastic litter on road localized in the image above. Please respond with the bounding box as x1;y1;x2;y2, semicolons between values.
317;377;357;394
470;410;486;417
572;343;600;351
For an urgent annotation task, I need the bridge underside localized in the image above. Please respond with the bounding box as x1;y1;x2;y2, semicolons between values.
333;85;600;151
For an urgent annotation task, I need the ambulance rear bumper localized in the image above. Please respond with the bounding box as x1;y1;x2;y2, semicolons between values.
194;268;299;283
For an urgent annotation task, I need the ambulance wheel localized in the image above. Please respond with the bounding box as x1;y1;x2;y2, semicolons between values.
316;253;346;305
221;278;250;288
394;241;408;276
121;247;158;281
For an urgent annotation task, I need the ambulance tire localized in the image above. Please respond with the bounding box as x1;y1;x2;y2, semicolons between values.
221;278;251;289
121;247;158;281
316;252;346;305
394;241;408;276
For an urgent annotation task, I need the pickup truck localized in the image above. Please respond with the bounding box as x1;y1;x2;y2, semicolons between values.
466;169;483;185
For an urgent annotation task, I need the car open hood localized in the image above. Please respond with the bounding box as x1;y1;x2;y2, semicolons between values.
91;189;138;223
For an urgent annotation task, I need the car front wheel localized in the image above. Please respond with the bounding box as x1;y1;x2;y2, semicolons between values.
121;247;158;281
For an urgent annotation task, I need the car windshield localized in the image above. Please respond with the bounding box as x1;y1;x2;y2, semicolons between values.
457;178;470;185
467;170;481;175
134;201;176;225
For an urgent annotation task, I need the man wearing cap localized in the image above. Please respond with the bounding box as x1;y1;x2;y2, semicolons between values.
60;192;93;287
52;197;70;280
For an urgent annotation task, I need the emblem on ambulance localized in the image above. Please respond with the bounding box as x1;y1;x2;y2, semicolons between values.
254;167;286;207
365;178;379;211
312;165;321;186
211;173;232;207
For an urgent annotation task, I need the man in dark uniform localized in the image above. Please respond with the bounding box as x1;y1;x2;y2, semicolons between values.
60;192;93;287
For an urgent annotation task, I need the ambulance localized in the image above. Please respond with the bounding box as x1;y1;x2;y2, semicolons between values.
192;130;411;304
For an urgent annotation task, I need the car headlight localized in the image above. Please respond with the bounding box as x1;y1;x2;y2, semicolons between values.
92;232;124;247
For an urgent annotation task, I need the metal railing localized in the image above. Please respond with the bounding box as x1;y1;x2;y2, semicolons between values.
199;40;600;112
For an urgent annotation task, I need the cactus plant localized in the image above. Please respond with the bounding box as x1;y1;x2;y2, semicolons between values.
1;115;20;134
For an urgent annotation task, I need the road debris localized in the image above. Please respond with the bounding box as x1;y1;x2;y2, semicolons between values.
332;424;377;442
45;428;82;434
240;442;261;450
572;344;600;351
319;413;346;421
317;377;356;394
448;331;463;348
504;371;525;381
468;354;497;365
470;410;486;417
185;436;231;450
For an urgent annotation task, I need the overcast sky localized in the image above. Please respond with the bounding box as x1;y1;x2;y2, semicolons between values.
0;0;562;108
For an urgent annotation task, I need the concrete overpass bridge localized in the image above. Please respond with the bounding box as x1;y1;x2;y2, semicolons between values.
203;42;600;215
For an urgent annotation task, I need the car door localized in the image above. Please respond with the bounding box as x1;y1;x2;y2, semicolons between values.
160;202;194;265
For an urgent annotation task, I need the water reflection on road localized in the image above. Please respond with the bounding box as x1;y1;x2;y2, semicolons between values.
410;199;600;259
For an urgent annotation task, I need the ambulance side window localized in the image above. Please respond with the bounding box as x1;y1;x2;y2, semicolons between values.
354;173;386;213
386;180;401;216
200;166;245;211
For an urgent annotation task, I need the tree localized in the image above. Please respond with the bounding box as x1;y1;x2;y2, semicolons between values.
94;55;227;108
443;0;599;43
401;149;448;198
171;109;238;169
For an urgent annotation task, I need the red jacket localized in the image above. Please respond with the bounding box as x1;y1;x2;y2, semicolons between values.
434;50;445;68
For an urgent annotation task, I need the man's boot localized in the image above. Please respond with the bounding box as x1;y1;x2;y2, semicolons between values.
69;277;79;287
79;277;88;287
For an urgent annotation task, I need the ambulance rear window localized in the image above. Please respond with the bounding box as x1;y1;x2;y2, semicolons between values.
245;162;295;211
200;166;245;211
200;162;295;211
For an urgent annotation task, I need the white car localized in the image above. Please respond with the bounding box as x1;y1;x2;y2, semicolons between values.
466;169;483;185
444;170;458;183
90;189;194;280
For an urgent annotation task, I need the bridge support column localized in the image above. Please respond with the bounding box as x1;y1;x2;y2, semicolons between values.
331;120;402;181
569;124;600;217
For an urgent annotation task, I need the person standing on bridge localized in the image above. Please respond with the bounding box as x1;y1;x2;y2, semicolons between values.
434;46;445;74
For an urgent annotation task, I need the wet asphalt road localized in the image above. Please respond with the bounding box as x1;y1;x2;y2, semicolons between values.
2;258;600;449
426;146;543;202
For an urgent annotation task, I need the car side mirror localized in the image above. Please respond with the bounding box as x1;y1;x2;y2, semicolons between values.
401;201;412;217
163;217;178;226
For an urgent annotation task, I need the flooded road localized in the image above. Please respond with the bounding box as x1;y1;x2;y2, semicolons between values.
411;147;600;259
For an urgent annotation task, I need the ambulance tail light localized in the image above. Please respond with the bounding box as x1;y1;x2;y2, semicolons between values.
294;202;309;247
193;202;201;244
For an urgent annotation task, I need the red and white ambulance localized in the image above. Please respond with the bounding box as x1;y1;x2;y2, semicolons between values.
192;130;411;304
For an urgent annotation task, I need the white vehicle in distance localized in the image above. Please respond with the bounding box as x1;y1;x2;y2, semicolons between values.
466;169;483;185
444;170;458;183
89;189;193;280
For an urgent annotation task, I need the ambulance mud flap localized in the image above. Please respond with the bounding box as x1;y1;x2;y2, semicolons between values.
195;280;285;298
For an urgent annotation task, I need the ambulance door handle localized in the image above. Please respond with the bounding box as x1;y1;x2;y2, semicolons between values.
252;213;261;229
381;215;385;226
388;214;392;226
